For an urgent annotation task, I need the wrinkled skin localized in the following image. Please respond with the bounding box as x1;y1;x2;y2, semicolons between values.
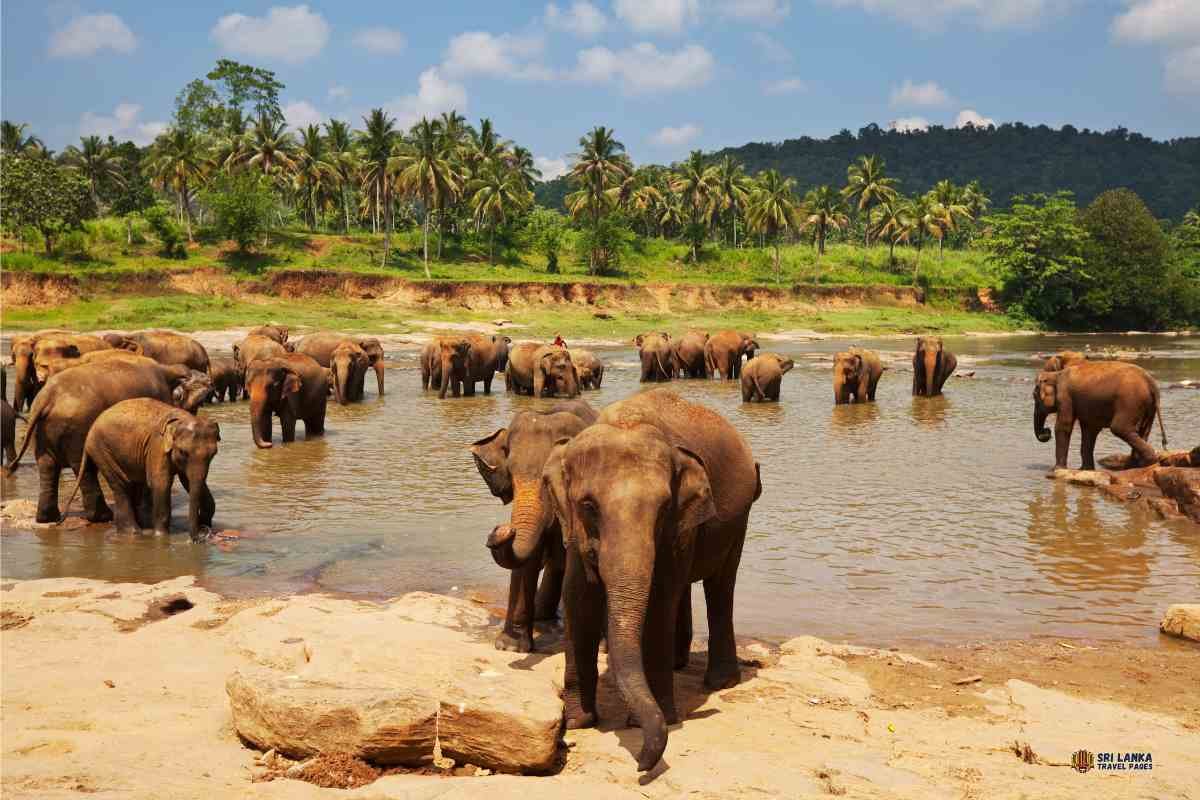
5;360;210;523
634;333;674;383
234;335;290;398
2;371;24;464
330;341;369;405
1042;351;1087;372
129;331;210;372
705;331;759;380
671;331;710;379
571;349;605;389
247;324;289;344
419;337;473;398
207;357;244;403
833;348;883;404
506;343;580;398
912;337;958;397
465;334;511;395
28;334;112;393
1033;361;1166;471
100;333;145;354
474;402;595;652
10;330;73;411
493;389;761;772
355;337;386;397
72;398;220;540
741;353;795;402
245;354;328;449
40;352;162;382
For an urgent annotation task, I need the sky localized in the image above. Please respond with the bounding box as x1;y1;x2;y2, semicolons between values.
3;1;1198;179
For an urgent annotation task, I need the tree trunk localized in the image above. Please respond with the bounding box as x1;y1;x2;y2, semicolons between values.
423;207;432;279
490;226;495;265
382;186;392;268
774;243;781;284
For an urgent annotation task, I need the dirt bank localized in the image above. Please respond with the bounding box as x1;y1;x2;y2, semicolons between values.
3;577;1197;799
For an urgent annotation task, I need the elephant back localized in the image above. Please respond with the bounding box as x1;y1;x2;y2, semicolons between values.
295;331;351;366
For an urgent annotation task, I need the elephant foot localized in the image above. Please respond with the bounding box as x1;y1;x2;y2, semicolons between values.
35;507;63;524
703;665;741;691
86;507;115;524
565;710;596;730
533;600;560;622
494;630;534;653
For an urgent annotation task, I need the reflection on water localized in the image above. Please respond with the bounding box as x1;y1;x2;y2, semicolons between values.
2;333;1198;643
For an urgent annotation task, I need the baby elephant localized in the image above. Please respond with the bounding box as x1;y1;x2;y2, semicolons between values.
833;347;883;404
208;357;244;402
68;398;220;540
741;353;795;402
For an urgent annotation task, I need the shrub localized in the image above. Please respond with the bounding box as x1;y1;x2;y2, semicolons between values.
201;173;277;252
143;204;188;259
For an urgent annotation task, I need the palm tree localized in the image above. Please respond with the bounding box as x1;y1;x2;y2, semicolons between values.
842;155;898;256
903;194;949;283
928;180;972;259
324;118;358;232
1184;207;1200;228
233;113;298;180
671;150;718;262
747;169;799;283
148;127;208;242
630;179;665;236
508;145;542;191
566;126;630;274
294;125;334;230
358;108;399;255
394;117;461;277
712;155;752;248
62;135;125;210
872;200;911;265
468;160;532;264
802;185;849;260
1;121;45;156
466;118;510;170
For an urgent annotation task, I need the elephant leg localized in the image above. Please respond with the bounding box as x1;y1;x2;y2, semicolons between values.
305;411;326;437
675;589;693;670
562;550;603;730
178;473;216;527
464;379;476;398
1112;421;1157;468
150;482;172;536
483;374;493;395
36;453;63;523
1054;419;1074;469
75;456;113;524
534;542;564;621
642;578;682;726
496;559;539;653
111;482;140;534
702;515;748;691
280;410;297;443
1079;425;1100;471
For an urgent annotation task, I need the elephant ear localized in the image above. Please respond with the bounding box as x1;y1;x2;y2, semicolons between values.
542;438;587;562
160;419;178;455
634;334;645;348
282;370;302;397
470;428;512;503
672;446;716;541
753;462;763;502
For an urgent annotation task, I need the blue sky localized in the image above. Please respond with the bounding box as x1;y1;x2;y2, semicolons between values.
3;1;1198;177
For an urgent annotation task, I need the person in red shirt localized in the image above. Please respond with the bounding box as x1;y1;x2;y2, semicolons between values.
553;334;567;348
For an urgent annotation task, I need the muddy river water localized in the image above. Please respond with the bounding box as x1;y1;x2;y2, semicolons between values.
2;333;1197;644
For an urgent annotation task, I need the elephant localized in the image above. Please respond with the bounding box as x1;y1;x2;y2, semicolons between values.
1033;361;1167;471
491;388;761;772
2;371;24;465
506;343;580;398
207;357;244;402
473;400;596;652
9;329;73;410
634;333;674;382
100;333;144;353
66;398;220;540
421;337;473;398
912;337;958;397
330;340;370;405
356;337;386;397
26;334;113;393
247;324;289;344
571;349;604;389
671;331;710;379
833;348;883;404
1042;351;1087;372
234;334;290;373
705;330;759;380
5;360;212;523
129;331;210;372
245;353;329;448
741;353;795;402
464;334;511;395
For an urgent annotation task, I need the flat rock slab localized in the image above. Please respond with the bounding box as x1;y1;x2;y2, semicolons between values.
1160;605;1200;642
225;594;562;774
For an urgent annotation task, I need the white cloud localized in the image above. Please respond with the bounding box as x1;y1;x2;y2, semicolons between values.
889;116;930;133
890;79;950;108
79;103;165;146
720;0;791;22
572;42;714;93
545;2;609;36
48;13;136;58
614;0;699;34
955;108;995;128
651;123;702;146
328;85;350;101
283;101;324;130
1165;44;1200;93
764;77;806;94
353;27;406;54
443;31;551;80
1113;1;1200;94
823;0;1070;30
749;32;792;64
211;5;329;64
385;67;468;128
535;156;570;180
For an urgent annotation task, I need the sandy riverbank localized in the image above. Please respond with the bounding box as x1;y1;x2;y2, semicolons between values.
2;577;1197;800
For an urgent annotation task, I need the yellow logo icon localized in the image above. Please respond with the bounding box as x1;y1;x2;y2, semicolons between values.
1072;750;1095;774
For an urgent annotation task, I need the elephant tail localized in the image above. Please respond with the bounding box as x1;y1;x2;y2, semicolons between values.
4;404;43;474
61;450;89;517
754;372;767;400
655;350;671;381
1155;400;1168;448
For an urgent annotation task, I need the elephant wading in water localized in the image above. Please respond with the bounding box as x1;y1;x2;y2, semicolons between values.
421;337;473;398
2;372;25;464
247;324;289;344
571;349;604;389
1034;361;1167;471
207;357;244;402
129;331;210;372
66;399;220;540
245;354;329;448
741;353;795;402
705;330;759;380
833;348;883;404
474;401;595;652
1042;351;1087;372
5;360;212;523
10;330;73;411
329;341;370;405
295;332;379;401
635;333;674;382
465;334;511;395
492;389;762;772
912;337;957;397
672;330;710;379
506;343;580;398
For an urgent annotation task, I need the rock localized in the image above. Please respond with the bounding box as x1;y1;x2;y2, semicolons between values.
1159;605;1200;642
225;594;562;774
1049;469;1111;487
1153;468;1200;523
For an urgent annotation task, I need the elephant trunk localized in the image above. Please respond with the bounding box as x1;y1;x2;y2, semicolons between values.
1034;403;1052;443
439;353;452;399
923;348;939;396
605;569;667;772
561;367;580;398
186;471;205;539
333;363;349;405
374;361;385;396
487;480;546;568
250;396;273;449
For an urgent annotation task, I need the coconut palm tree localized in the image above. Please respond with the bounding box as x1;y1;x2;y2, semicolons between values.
323;118;358;232
508;145;542;191
394;116;461;277
358;108;399;253
466;118;510;170
842;155;898;254
747;169;799;283
566;126;630;274
801;185;849;260
293;125;335;230
713;155;752;248
233;113;298;181
872;200;911;265
671;150;718;262
148;127;208;242
468;160;532;264
903;194;949;283
928;180;972;259
62;135;125;210
2;121;45;156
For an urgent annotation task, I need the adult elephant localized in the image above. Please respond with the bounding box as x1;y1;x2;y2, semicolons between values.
129;331;210;373
10;330;73;410
99;333;144;353
705;330;759;380
473;401;595;652
912;336;957;397
833;348;883;404
67;399;220;540
330;341;370;405
356;337;386;397
1034;361;1167;471
207;357;244;402
741;353;795;402
421;337;473;398
247;324;289;344
245;353;329;449
233;334;289;372
465;334;511;395
571;349;604;389
5;360;212;523
635;332;674;382
2;372;23;464
1042;351;1087;372
490;389;761;772
671;330;710;379
506;343;580;398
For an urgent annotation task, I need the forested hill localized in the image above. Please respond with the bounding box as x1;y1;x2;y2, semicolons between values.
535;124;1200;219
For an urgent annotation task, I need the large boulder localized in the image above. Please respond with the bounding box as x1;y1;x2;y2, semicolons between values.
1160;605;1200;642
225;593;563;774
